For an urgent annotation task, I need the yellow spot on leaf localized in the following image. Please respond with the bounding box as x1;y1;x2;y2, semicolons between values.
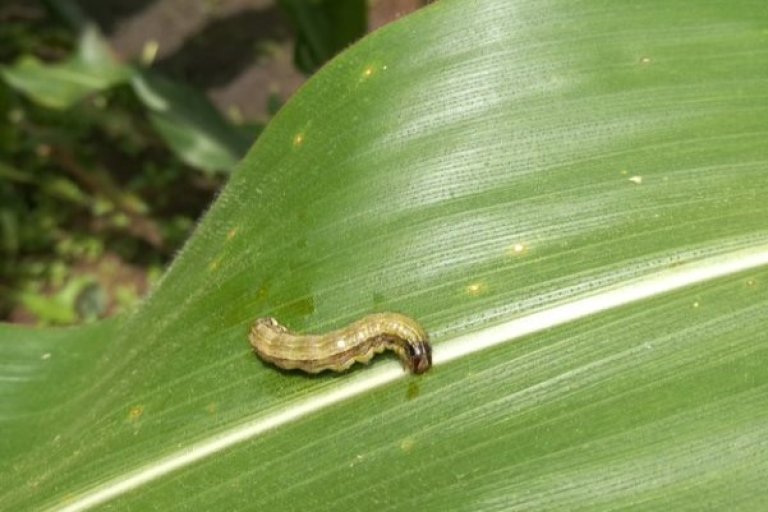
628;176;643;185
128;405;144;421
507;242;527;257
293;133;304;147
400;437;415;453
466;282;488;296
226;227;238;241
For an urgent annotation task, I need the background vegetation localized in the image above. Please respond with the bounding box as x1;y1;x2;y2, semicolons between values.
0;0;411;324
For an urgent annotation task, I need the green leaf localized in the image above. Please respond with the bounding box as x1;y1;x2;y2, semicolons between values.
130;71;252;174
2;1;768;510
1;24;249;174
278;0;368;74
15;276;99;325
0;25;129;109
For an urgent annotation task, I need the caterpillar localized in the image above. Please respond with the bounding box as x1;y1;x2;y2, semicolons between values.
249;313;431;374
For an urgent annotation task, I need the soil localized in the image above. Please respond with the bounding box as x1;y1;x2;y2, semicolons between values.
75;0;428;122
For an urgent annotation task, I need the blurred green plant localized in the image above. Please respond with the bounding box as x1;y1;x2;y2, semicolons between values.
0;0;377;325
277;0;368;74
0;16;250;323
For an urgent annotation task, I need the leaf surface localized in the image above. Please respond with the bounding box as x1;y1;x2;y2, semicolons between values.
2;1;767;510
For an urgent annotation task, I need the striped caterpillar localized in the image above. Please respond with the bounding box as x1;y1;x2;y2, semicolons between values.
249;313;432;374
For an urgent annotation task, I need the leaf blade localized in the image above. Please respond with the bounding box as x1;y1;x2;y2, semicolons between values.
2;0;768;510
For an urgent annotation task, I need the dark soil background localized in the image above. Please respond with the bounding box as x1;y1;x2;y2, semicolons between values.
76;0;427;122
